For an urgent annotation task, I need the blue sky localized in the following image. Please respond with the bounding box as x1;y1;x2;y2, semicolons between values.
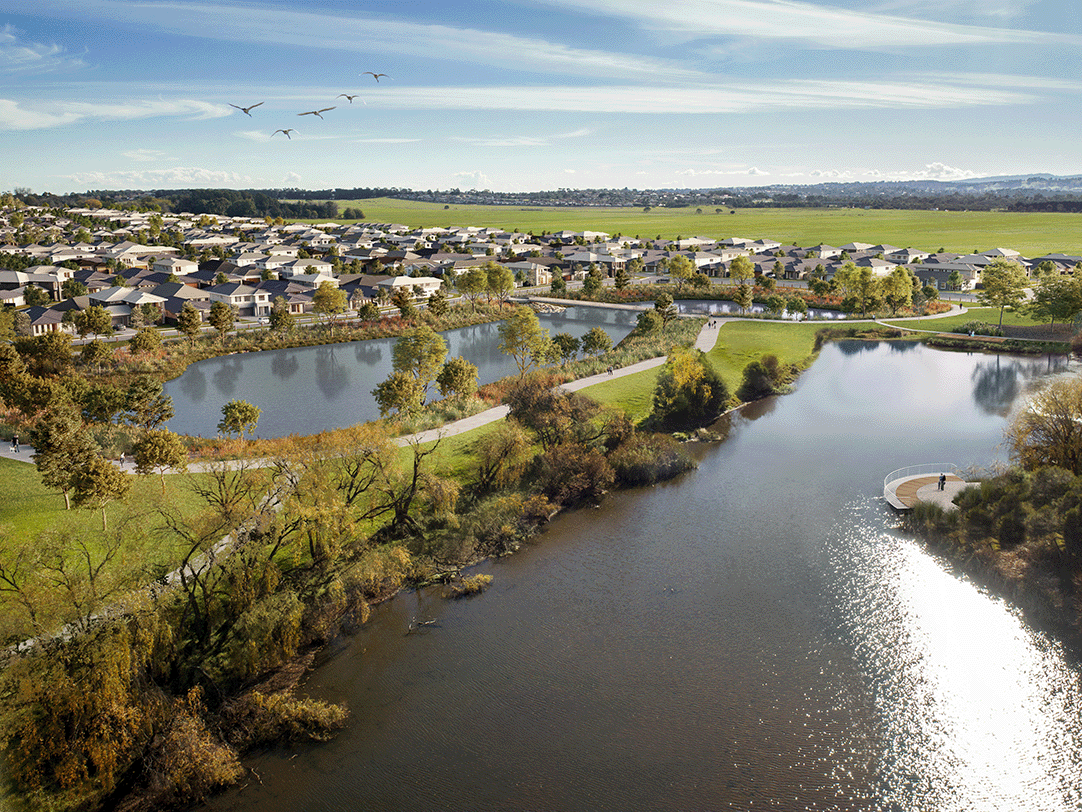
1;0;1080;193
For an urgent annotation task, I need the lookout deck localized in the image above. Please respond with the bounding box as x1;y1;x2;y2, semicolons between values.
884;464;970;511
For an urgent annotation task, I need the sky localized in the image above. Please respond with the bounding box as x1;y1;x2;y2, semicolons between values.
0;0;1080;194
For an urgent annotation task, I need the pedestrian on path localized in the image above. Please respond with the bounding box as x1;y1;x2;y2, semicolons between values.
938;473;946;491
10;434;18;453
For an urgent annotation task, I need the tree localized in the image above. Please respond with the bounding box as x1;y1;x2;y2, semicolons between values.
208;300;234;344
390;285;416;320
392;325;448;402
132;428;188;493
550;270;567;294
581;326;612;356
268;295;295;334
636;309;662;334
735;359;776;401
72;305;113;340
614;263;630;290
29;405;99;510
313;281;348;333
358;301;380;321
734;283;753;314
881;266;913;315
1005;377;1082;474
456;266;487;311
651;347;728;429
436;356;479;400
125;377;174;432
498;305;549;376
833;262;878;317
977;258;1029;329
177;302;203;348
72;452;131;530
218;399;261;439
0;307;12;342
654;292;677;323
552;332;580;364
947;269;964;291
61;278;87;299
426;287;449;318
23;284;50;307
81;339;114;371
484;261;515;305
728;254;754;285
668;255;695;289
764;294;786;315
1027;273;1082;331
582;263;603;297
129;326;162;355
373;370;424;417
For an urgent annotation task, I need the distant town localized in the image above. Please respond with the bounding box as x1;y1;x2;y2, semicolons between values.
2;201;1080;338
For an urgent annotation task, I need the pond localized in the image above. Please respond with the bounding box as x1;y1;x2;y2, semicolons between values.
163;307;638;438
677;298;847;319
205;342;1082;811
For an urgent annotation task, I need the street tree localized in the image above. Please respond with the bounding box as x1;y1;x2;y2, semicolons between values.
132;428;188;493
129;326;162;356
498;305;549;376
484;261;515;305
72;305;113;340
208;300;234;344
977;258;1029;329
668;255;696;289
268;295;295;334
177;302;203;348
582;263;604;297
728;254;754;285
426;287;449;318
550;271;567;294
881;266;913;315
61;278;87;299
456;266;487;311
614;263;630;290
390;285;416;320
218;399;261;439
947;269;964;291
313;280;348;333
23;284;50;307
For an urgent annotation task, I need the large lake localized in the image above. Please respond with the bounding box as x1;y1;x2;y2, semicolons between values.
206;341;1082;812
163;308;638;438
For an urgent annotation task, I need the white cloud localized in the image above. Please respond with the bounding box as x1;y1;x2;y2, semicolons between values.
747;167;768;176
0;24;84;74
55;1;704;82
455;128;592;148
911;162;981;180
535;0;1073;50
123;148;169;162
453;170;491;190
0;97;230;131
810;169;852;178
62;167;248;186
284;172;302;183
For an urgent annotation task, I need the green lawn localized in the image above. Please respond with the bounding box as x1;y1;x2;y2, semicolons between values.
298;198;1082;256
580;367;662;423
704;321;825;391
882;306;1044;332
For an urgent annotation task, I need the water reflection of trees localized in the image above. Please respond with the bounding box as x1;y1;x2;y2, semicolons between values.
836;340;879;356
353;342;383;366
887;341;920;354
315;345;350;401
211;357;244;398
271;351;299;380
971;356;1020;416
177;366;206;402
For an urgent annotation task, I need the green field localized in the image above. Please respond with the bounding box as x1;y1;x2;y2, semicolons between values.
882;306;1045;332
311;198;1082;256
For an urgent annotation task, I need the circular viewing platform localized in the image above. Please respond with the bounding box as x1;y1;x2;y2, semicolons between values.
884;464;970;511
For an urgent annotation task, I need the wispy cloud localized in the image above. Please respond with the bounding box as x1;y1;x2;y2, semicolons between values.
122;148;170;162
62;166;248;186
0;24;84;73
0;97;230;131
53;0;704;82
536;0;1074;50
364;78;1032;114
456;128;592;148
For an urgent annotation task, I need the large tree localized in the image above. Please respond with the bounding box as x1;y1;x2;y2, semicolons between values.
132;428;188;493
313;281;348;333
1027;273;1082;331
456;266;487;311
208;300;234;344
728;254;754;285
177;301;203;348
72;453;131;531
436;356;479;400
29;405;99;510
484;261;515;305
218;399;261;439
668;255;696;288
125;377;174;432
1005;377;1082;475
977;258;1029;329
498;305;549;376
651;346;728;429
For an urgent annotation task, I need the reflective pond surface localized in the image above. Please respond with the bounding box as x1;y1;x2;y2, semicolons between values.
206;342;1081;812
677;299;846;319
164;308;638;438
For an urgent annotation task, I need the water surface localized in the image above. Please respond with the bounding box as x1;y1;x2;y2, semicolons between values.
206;342;1080;811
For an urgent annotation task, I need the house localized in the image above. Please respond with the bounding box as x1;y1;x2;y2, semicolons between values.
152;256;198;276
205;283;272;316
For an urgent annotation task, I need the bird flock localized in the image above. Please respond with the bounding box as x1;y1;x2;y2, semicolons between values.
231;71;391;140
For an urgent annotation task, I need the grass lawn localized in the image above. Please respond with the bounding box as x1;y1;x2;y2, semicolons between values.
0;458;219;572
882;306;1045;332
704;321;825;391
296;198;1082;256
580;367;662;423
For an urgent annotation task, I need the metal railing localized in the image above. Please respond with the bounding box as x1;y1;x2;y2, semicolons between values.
884;463;959;492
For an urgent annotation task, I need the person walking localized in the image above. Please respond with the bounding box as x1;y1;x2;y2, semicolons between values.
10;434;18;453
938;472;946;491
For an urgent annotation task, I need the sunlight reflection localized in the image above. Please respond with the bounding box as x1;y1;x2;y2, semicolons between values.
832;502;1082;811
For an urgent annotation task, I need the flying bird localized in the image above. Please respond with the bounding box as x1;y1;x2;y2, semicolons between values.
229;102;264;116
298;107;335;119
272;128;295;139
361;72;390;82
337;93;364;104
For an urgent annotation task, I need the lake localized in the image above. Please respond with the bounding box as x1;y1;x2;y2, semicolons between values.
163;308;638;438
205;341;1081;812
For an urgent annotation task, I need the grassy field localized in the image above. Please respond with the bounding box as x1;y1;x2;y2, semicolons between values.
882;306;1045;332
704;321;825;391
0;458;215;568
307;198;1082;256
